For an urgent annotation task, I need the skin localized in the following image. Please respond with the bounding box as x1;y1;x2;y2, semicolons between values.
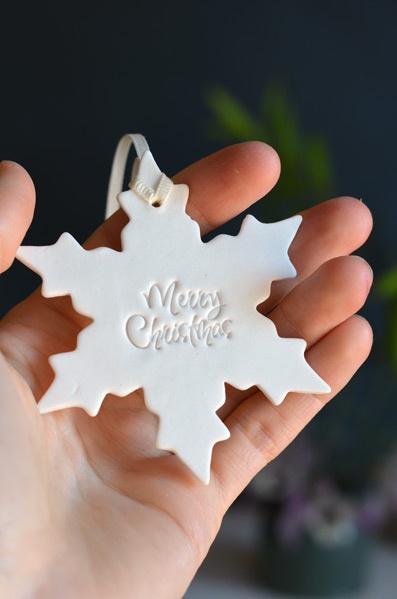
0;144;373;599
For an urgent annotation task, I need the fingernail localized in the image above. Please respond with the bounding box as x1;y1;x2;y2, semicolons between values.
0;161;16;172
357;255;373;279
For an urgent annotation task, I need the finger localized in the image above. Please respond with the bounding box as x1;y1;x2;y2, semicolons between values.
269;255;373;346
84;141;281;250
0;161;36;273
212;315;373;508
174;141;281;233
260;197;373;313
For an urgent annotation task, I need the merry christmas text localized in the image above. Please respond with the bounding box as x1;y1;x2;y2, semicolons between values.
126;281;232;350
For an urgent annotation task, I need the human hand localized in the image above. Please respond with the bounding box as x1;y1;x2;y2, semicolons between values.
0;145;373;598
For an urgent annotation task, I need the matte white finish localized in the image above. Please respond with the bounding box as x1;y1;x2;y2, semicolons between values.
16;139;330;484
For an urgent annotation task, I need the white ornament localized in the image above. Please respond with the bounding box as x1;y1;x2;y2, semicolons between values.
16;134;330;484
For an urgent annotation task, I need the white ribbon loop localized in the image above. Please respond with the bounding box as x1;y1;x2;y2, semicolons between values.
105;133;173;218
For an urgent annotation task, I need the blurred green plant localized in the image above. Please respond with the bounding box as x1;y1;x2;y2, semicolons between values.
204;83;335;219
375;266;397;375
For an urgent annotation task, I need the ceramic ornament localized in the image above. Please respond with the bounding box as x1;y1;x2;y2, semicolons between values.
16;134;330;484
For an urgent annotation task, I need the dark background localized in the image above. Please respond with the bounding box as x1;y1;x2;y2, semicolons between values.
0;0;396;479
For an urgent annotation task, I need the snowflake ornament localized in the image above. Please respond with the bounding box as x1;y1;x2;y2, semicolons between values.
16;134;330;484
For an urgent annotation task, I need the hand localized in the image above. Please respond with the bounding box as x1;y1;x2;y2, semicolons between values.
0;145;373;599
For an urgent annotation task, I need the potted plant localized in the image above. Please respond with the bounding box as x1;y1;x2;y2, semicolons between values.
249;435;383;596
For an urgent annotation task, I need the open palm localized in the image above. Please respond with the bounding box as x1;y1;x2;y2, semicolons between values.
0;143;373;599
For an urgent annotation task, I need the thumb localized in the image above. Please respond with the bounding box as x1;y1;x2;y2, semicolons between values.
0;352;47;527
0;161;35;273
